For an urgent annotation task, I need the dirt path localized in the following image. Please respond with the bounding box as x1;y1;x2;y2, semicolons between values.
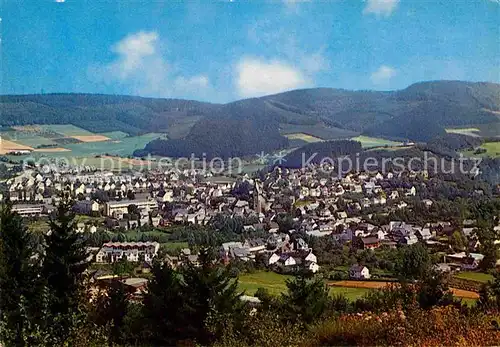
329;280;479;299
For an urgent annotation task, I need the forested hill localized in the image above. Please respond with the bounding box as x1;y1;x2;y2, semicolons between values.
1;81;499;156
0;94;218;135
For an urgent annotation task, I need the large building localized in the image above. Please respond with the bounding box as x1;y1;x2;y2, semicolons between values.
104;199;158;217
12;204;45;217
95;241;160;263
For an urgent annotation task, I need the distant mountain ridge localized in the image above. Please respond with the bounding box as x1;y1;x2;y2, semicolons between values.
1;81;499;157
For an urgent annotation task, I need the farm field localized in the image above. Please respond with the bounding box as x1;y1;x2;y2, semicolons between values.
453;271;494;283
0;131;57;147
351;136;403;148
284;133;324;143
446;123;500;138
37;124;95;136
445;127;481;137
279;123;358;140
99;131;129;140
2;131;166;164
71;135;110;142
64;133;166;157
0;138;34;154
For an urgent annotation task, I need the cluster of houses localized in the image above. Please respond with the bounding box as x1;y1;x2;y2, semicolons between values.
4;164;499;275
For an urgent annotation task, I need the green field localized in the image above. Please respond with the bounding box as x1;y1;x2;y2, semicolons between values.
351;136;403;148
161;241;189;252
284;133;324;143
454;271;494;283
279;123;358;140
63;133;165;156
0;131;57;147
238;271;292;295
462;141;500;158
481;142;500;157
446;123;500;138
38;124;95;136
445;127;481;137
4;132;166;163
237;271;371;300
99;131;129;140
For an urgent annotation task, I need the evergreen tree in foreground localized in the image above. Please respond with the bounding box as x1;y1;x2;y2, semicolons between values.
182;248;246;345
142;261;186;345
0;203;46;346
42;197;90;343
281;275;330;325
142;248;246;345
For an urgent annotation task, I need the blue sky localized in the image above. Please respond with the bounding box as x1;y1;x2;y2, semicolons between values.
2;0;499;102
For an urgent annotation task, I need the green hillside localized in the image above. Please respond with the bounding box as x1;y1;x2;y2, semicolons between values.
1;81;499;159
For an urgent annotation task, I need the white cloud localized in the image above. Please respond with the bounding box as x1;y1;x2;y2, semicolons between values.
370;65;397;85
363;0;400;17
300;50;329;74
90;31;211;98
236;57;309;98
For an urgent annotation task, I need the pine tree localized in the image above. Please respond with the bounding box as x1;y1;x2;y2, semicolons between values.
142;260;185;345
0;203;46;346
181;247;245;345
42;197;89;343
281;275;330;324
91;279;130;346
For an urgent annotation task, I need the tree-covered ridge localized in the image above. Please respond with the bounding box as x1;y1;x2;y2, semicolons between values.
1;81;499;148
136;117;289;159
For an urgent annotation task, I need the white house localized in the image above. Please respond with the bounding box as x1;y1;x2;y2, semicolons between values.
349;265;370;279
304;251;317;263
268;253;280;265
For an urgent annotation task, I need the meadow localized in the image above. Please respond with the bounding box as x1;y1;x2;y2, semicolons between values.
453;271;494;283
462;141;500;158
351;135;403;148
445;123;500;138
445;127;482;137
237;271;370;300
284;133;324;143
2;123;167;168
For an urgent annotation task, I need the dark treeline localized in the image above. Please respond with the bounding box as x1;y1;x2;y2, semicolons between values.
136;117;289;159
281;140;363;168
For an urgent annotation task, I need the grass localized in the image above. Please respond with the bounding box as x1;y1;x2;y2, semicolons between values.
462;141;500;158
27;219;50;233
445;127;481;137
5;132;167;166
99;131;129;140
38;124;95;136
161;241;189;251
329;287;371;301
481;141;500;157
284;133;324;143
238;271;292;295
454;271;494;283
0;131;57;147
237;271;372;301
279;123;358;140
351;136;403;148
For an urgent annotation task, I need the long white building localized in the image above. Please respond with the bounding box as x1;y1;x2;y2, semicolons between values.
95;241;160;263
